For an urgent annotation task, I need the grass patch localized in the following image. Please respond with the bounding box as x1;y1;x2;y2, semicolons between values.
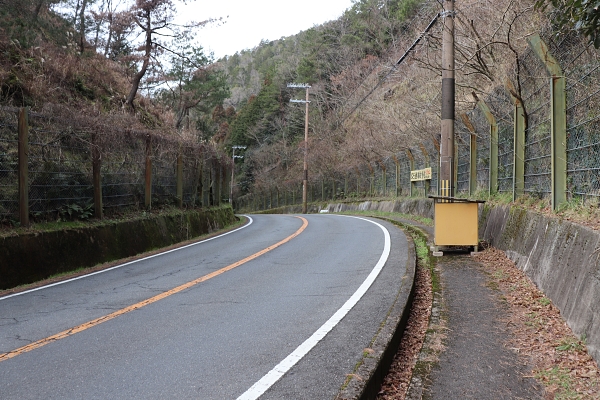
556;337;585;352
538;296;552;306
535;367;579;399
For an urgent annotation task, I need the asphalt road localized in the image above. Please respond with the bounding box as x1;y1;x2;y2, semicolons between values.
0;214;409;399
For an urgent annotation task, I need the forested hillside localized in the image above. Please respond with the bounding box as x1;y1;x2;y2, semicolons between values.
222;0;514;199
221;0;600;210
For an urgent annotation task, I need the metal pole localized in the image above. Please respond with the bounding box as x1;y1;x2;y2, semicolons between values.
302;87;309;214
440;0;455;197
229;146;245;207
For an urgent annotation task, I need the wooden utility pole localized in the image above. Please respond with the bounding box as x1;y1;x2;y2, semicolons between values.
287;83;311;214
440;0;455;197
303;86;309;213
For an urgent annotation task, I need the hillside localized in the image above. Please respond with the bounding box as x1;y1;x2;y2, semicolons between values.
216;0;600;214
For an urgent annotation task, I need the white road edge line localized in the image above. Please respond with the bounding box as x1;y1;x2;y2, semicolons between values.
0;215;254;301
237;215;391;400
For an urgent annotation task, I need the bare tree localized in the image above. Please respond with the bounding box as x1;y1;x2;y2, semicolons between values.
123;0;212;111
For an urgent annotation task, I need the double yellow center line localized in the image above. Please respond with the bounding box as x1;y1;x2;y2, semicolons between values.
0;216;308;363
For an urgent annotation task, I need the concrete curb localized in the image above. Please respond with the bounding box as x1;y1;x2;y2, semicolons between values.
336;217;419;400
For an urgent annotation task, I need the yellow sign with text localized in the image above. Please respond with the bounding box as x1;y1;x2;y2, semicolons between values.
410;167;432;182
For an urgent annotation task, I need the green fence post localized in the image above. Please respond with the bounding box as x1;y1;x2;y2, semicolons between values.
367;164;375;197
459;113;478;196
528;34;567;210
477;99;498;195
392;156;400;197
406;149;415;197
432;137;441;196
379;161;387;197
506;80;526;201
419;144;431;196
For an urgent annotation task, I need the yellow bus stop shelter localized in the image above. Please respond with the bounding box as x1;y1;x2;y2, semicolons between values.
429;196;485;256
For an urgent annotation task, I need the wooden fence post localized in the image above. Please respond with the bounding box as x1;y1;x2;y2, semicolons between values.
144;135;152;209
176;151;183;208
91;132;103;219
18;107;29;227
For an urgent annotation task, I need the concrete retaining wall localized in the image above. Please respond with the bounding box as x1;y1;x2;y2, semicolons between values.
480;204;600;363
0;207;236;290
324;199;600;364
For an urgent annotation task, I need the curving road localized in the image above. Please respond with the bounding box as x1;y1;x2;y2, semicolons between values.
0;214;409;399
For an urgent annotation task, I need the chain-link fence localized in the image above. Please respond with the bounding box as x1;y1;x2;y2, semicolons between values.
552;34;600;201
469;106;490;191
520;47;552;198
455;118;471;195
488;87;514;194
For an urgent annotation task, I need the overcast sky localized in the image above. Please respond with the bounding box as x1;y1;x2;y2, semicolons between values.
178;0;355;59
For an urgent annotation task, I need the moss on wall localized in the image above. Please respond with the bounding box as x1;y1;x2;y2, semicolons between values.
0;207;236;290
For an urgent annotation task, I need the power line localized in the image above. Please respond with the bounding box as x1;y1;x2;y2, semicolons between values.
340;12;441;125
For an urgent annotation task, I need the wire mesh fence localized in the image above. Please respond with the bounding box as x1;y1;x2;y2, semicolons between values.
488;87;515;194
28;125;93;218
554;34;600;201
0;108;230;224
100;132;145;210
182;147;202;206
455;118;471;195
0;109;18;220
470;107;490;191
151;138;178;206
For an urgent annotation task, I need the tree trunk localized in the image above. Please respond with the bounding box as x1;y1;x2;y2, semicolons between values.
73;0;80;25
103;11;113;57
125;10;152;111
79;0;88;53
33;0;45;21
93;0;107;50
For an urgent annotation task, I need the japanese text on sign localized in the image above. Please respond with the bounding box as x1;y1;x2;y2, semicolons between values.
410;167;432;182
